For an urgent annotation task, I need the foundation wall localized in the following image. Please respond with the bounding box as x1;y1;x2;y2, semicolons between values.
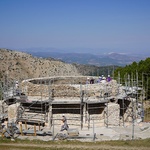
104;103;120;126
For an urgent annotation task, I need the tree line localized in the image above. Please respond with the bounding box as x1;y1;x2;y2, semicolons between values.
114;57;150;99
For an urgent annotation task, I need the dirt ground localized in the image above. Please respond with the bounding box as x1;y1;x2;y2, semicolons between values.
1;121;150;150
0;141;150;150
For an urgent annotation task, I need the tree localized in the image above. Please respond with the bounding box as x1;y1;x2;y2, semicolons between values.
114;57;150;99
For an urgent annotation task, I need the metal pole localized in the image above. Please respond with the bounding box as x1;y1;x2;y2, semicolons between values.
0;81;2;100
147;74;148;100
52;118;54;139
136;71;139;112
132;98;134;140
118;71;120;85
142;73;144;122
106;102;108;128
113;65;114;79
122;98;124;126
92;119;95;141
108;67;109;76
80;83;83;130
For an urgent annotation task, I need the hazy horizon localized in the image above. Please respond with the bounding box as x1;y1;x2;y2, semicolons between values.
4;46;149;57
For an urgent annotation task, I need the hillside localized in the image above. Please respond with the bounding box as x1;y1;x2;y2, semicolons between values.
0;49;81;81
73;63;118;77
20;48;145;66
0;49;120;83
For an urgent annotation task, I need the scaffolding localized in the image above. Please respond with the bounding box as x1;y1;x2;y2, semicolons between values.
0;73;150;139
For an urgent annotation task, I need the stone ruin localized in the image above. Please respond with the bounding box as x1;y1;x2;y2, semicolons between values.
21;76;120;99
0;76;143;134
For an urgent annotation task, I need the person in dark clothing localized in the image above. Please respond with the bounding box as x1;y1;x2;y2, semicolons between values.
90;78;94;84
60;114;69;131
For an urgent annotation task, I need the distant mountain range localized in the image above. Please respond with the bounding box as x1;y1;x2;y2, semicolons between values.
18;48;147;66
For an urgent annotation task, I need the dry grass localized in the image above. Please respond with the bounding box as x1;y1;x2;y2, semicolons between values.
0;138;150;150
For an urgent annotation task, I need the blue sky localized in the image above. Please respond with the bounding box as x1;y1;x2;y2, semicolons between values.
0;0;150;54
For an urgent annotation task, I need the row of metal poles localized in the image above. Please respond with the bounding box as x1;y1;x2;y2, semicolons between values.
0;72;149;139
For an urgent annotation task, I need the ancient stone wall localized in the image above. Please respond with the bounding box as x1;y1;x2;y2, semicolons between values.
123;98;136;122
8;103;20;123
104;103;120;126
21;78;123;100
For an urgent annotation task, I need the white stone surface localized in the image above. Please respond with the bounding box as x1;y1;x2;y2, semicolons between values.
8;103;20;123
104;103;120;126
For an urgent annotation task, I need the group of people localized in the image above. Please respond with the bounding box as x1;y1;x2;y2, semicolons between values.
86;75;112;84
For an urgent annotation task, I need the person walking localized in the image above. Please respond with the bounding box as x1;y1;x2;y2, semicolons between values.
60;114;69;131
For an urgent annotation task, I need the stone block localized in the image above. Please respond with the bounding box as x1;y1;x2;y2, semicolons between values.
8;103;20;123
104;103;120;126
